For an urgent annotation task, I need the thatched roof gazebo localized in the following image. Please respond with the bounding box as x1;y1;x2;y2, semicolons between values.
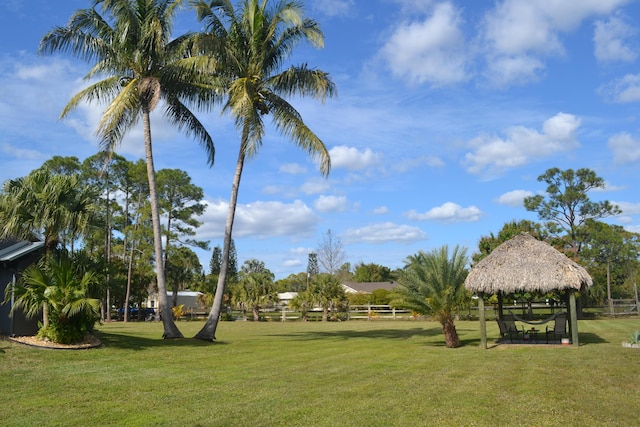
465;233;593;348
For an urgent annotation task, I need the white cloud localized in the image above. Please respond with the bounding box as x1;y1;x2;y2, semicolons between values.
594;14;638;63
301;177;332;195
613;201;640;215
599;73;640;103
311;0;354;17
282;259;303;268
1;142;43;160
314;195;348;213
343;222;428;244
372;206;389;215
379;2;468;86
329;145;382;170
463;112;581;176
405;202;482;223
608;132;640;164
495;190;534;207
279;163;307;175
480;0;631;86
199;199;318;239
393;155;445;173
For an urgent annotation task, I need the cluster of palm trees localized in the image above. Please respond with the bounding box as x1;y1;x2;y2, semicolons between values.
35;0;335;341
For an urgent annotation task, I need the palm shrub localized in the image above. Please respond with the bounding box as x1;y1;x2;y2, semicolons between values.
310;274;346;321
391;246;469;348
6;252;100;344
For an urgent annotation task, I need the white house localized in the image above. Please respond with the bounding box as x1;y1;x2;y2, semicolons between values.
145;291;206;313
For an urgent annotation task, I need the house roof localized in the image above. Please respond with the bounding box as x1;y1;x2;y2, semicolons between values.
342;281;398;294
464;233;593;295
0;240;45;262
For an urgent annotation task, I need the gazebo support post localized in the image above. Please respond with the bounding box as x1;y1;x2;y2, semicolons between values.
478;294;487;349
497;292;504;319
569;291;579;346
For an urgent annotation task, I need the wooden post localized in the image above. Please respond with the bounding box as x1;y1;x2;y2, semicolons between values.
478;294;487;349
569;291;579;346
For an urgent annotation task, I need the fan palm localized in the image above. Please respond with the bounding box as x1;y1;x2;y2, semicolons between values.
6;253;100;344
392;246;469;348
192;0;335;340
39;0;217;338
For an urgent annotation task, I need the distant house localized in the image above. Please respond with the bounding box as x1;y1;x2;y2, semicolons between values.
341;281;398;294
144;291;206;313
0;239;45;336
277;292;298;306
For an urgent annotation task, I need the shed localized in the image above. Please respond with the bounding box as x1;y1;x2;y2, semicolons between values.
464;233;592;348
0;239;45;336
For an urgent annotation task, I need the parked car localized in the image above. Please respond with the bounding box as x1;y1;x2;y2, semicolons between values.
118;307;156;320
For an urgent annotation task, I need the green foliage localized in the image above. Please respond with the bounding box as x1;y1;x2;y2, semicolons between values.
370;288;391;305
631;330;640;344
8;252;100;344
347;292;371;305
353;262;392;282
473;219;546;264
391;245;469;348
523;167;621;253
309;273;347;321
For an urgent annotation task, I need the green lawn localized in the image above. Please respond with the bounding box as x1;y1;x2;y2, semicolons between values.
1;318;639;426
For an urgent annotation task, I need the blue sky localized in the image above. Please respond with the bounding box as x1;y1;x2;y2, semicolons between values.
1;0;640;279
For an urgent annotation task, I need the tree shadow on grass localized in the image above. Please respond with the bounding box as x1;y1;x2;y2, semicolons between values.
94;330;226;351
267;326;443;342
577;332;607;345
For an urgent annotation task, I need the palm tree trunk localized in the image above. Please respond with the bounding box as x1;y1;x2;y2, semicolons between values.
195;135;248;341
607;261;613;315
142;109;183;339
252;306;260;321
442;319;460;348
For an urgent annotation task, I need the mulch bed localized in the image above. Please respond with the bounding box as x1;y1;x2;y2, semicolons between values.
6;334;102;350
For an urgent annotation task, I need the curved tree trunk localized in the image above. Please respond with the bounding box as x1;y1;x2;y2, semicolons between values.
142;109;183;339
442;319;460;348
195;136;247;341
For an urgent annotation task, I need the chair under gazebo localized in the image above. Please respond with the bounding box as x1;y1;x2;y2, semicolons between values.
464;233;593;348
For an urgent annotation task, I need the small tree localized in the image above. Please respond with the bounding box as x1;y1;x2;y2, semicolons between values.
391;246;469;348
310;274;346;321
317;229;347;275
6;252;100;344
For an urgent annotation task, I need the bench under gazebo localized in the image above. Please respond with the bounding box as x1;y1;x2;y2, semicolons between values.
464;233;593;348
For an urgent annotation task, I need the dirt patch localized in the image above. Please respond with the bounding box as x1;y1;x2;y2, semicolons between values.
7;334;102;350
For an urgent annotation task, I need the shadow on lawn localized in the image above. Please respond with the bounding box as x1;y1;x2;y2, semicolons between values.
94;331;224;350
268;326;443;342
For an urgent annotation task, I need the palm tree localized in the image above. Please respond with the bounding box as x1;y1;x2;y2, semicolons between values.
391;246;469;348
310;273;345;321
233;271;276;321
0;169;97;262
193;0;335;341
7;253;101;344
39;0;217;338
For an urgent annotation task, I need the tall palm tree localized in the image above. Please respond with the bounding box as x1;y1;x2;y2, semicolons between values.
193;0;335;340
39;0;217;338
391;246;469;348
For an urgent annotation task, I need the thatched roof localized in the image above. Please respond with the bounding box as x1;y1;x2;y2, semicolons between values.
464;233;592;295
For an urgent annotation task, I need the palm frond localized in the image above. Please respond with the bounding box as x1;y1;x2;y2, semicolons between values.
265;93;330;176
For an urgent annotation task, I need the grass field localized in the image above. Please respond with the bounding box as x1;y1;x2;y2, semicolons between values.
1;318;639;426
